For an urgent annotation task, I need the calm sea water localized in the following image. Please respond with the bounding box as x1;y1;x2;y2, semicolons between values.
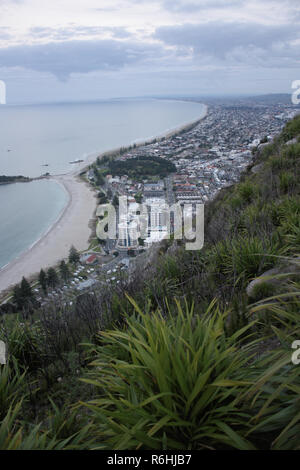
0;99;205;270
0;180;68;269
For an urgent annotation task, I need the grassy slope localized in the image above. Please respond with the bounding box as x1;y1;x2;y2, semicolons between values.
0;115;300;450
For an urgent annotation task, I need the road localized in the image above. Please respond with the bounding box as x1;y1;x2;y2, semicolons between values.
165;175;175;205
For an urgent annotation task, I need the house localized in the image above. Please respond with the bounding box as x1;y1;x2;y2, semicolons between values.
80;253;91;263
86;254;98;265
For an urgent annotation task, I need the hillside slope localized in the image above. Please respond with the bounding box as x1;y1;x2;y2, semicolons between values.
0;115;300;450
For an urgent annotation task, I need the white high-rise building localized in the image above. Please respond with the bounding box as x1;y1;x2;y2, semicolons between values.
144;197;169;247
116;196;170;250
117;219;139;250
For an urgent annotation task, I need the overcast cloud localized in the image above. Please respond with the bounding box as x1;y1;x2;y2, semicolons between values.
0;38;165;80
0;0;299;103
155;22;300;67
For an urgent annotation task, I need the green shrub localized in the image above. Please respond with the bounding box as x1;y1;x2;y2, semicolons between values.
284;223;300;253
237;182;257;203
0;360;27;420
279;172;296;194
0;320;44;371
269;156;287;171
229;195;243;210
247;279;300;449
248;282;277;303
258;141;279;161
282;143;300;160
0;401;92;450
280;115;300;143
240;203;269;232
81;299;258;450
210;236;278;283
159;255;182;282
272;197;300;230
44;399;93;447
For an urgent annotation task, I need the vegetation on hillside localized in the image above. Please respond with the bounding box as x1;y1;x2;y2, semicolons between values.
0;115;300;450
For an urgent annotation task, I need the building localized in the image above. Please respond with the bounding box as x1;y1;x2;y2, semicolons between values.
144;181;165;198
144;197;169;247
117;219;139;251
144;230;168;248
145;198;168;231
86;254;98;265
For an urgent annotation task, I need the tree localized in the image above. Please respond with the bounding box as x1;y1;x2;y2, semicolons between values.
96;173;105;186
20;277;34;300
39;269;47;293
12;277;35;310
112;195;119;207
93;166;105;186
134;193;142;203
69;245;80;264
12;284;23;310
47;268;59;288
59;260;71;282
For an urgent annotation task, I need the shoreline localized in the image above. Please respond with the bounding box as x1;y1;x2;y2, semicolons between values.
0;174;97;297
0;103;208;298
76;104;208;173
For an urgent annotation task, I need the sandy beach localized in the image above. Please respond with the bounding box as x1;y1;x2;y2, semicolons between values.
0;173;97;296
0;104;207;297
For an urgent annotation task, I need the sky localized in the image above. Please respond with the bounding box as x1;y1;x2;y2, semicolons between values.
0;0;299;103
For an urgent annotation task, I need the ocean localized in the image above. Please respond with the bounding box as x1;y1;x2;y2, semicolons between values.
0;98;206;270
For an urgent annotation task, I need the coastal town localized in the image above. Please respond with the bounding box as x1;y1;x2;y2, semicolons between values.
2;0;300;451
88;98;298;255
99;101;297;205
0;96;299;310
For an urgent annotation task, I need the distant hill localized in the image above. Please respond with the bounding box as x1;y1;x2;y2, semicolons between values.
243;93;294;105
163;93;299;107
